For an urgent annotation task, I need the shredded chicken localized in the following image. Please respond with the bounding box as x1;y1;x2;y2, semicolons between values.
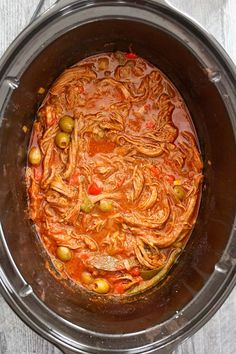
63;116;80;179
138;185;158;210
135;237;167;269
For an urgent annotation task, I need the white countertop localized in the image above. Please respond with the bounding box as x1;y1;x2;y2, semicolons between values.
0;1;235;353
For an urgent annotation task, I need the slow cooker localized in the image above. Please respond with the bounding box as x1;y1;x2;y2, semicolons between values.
0;0;235;353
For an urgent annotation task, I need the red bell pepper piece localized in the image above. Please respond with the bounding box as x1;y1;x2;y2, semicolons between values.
88;182;102;195
125;52;138;59
165;175;175;183
150;165;161;178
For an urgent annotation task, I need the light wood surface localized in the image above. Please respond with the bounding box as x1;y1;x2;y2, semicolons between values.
0;1;235;353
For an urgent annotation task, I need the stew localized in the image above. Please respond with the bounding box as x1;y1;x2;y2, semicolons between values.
26;52;203;296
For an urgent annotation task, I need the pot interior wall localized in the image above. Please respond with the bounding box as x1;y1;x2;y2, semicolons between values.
0;19;235;334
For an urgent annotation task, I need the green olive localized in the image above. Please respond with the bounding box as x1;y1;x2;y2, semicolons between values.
56;246;72;262
114;51;126;65
173;241;183;249
99;200;113;212
80;196;94;213
55;132;70;149
59;115;74;133
173;186;186;201
28;146;42;165
98;57;109;70
126;60;135;67
93;278;110;294
81;271;93;285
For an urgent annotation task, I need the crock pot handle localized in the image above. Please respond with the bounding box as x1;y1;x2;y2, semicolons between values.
30;0;47;22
